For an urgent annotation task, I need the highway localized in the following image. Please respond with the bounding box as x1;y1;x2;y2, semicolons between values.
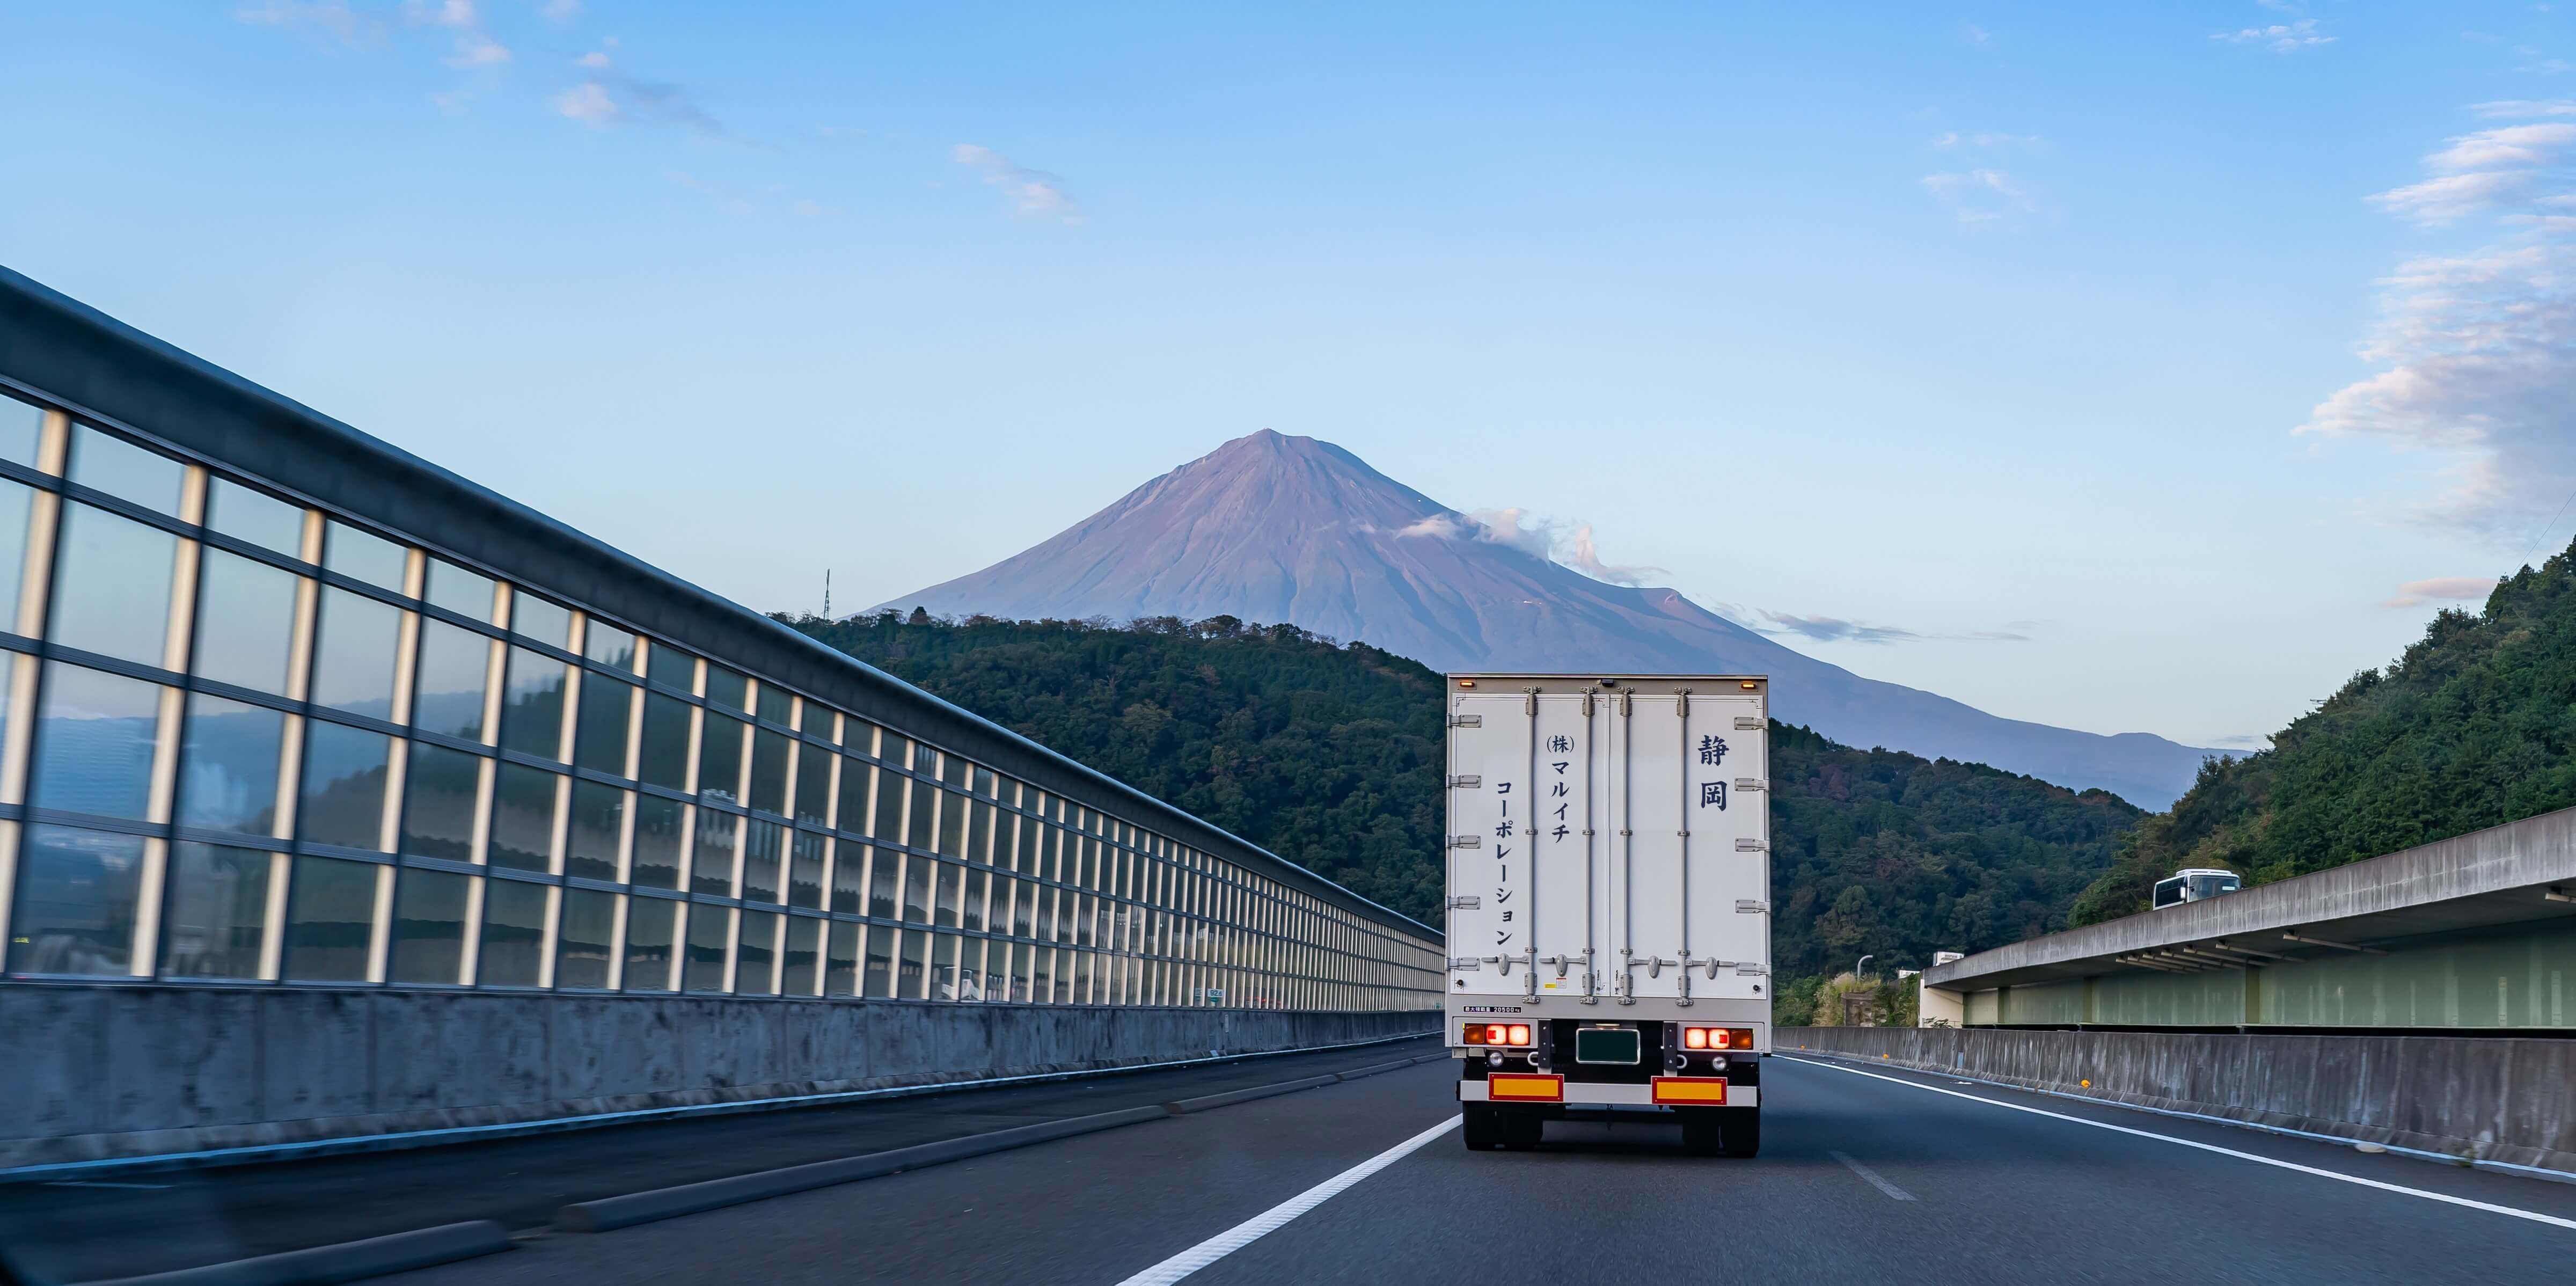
317;1051;2576;1286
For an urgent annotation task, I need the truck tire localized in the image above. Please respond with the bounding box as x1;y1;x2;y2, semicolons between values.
1719;1107;1761;1158
1680;1110;1725;1156
1462;1104;1503;1151
1502;1107;1544;1149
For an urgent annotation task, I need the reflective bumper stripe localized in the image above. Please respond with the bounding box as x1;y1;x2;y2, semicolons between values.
1458;1081;1760;1108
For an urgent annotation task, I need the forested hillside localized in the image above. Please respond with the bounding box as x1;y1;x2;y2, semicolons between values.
795;611;2143;982
2071;540;2576;925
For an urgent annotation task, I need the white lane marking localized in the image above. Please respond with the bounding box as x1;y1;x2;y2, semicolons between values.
43;1180;171;1190
1829;1150;1915;1201
1111;1115;1461;1285
1782;1056;2576;1233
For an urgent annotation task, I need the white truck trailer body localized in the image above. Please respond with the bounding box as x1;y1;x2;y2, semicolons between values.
1443;673;1769;1155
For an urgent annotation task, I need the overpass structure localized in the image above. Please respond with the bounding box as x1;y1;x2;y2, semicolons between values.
0;267;1441;1173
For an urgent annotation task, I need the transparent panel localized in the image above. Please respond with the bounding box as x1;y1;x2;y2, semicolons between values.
825;919;860;996
795;747;832;827
862;925;895;997
899;929;927;999
866;846;897;918
623;895;676;991
283;854;377;982
1011;878;1036;937
497;646;567;759
704;664;747;711
50;502;175;667
298;720;390;850
411;618;491;741
902;854;931;924
1010;943;1032;1003
310;587;401;719
631;794;684;889
838;757;870;830
488;762;558;872
163;842;271;979
69;425;184;513
646;641;696;691
789;832;825;910
1031;947;1056;1005
388;866;469;984
755;683;791;726
636;692;692;791
938;791;967;857
691;808;736;896
683;904;729;991
699;713;745;803
872;768;904;839
7;825;144;975
908;779;934;849
399;741;481;860
0;478;27;631
583;620;636;671
511;594;570;649
932;933;959;1000
970;802;993;865
934;861;959;928
782;915;821;996
425;559;496;622
175;692;283;835
961;869;987;933
0;392;42;465
324;520;406;591
478;878;548;987
831;841;866;914
208;478;304;558
33;664;162;820
736;910;778;995
574;671;633;776
192;547;297;694
557;888;616;989
748;729;788;814
566;780;624;881
741;819;782;904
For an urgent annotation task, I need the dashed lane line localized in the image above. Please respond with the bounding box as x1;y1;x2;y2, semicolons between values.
1829;1150;1915;1201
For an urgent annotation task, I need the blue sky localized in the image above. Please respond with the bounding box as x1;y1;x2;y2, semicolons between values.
5;1;2572;751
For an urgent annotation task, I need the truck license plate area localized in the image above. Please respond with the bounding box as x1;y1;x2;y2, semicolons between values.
1574;1027;1641;1065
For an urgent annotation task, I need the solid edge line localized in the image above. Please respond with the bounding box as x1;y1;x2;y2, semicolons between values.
0;1028;1440;1184
1781;1055;2576;1233
1110;1115;1463;1285
557;1052;1450;1234
69;1219;510;1286
1784;1050;2576;1188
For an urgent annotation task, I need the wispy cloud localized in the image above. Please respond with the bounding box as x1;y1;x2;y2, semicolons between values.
1962;23;1991;46
2210;733;2270;747
233;0;384;48
1933;131;2046;153
2381;576;2501;608
555;38;724;134
1921;168;2035;224
2299;100;2576;538
951;144;1078;221
2213;17;2336;53
1713;607;2032;645
1394;508;1666;586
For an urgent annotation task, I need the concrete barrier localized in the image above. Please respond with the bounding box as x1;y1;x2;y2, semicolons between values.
1778;1027;2576;1175
0;983;1437;1172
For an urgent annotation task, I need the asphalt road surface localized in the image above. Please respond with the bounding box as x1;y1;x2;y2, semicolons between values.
352;1052;2576;1286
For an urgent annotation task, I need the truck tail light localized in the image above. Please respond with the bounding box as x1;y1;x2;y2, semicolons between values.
1508;1024;1532;1046
1682;1026;1753;1050
1462;1022;1534;1048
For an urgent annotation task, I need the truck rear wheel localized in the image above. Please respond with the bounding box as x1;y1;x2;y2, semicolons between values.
1680;1110;1725;1156
1462;1104;1503;1151
1719;1107;1761;1158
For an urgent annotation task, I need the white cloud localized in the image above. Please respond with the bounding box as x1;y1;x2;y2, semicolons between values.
1921;169;2034;224
402;0;508;68
951;144;1079;221
2381;576;2502;608
233;0;382;48
2473;100;2576;118
539;0;580;21
2300;103;2576;539
1394;508;1665;586
555;39;724;135
555;81;616;125
2213;18;2336;52
1934;130;2046;152
1962;23;1990;46
1710;606;2031;645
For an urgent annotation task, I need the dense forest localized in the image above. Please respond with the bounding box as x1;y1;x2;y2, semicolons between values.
2070;538;2576;925
791;610;2140;981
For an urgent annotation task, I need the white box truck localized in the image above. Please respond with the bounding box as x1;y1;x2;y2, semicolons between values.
1444;674;1769;1156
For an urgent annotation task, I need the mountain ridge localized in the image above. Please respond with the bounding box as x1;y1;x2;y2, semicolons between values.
881;429;2220;807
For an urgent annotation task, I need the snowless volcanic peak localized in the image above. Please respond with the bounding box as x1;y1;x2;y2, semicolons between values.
880;429;2219;808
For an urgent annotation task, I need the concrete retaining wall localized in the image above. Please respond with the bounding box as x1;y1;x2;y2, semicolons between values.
1779;1026;2576;1175
0;984;1437;1171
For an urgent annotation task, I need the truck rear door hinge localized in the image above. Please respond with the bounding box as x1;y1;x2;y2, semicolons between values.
1447;835;1483;849
1735;837;1767;852
1734;778;1765;791
1735;963;1770;976
1732;715;1762;730
1735;900;1769;914
1449;714;1483;728
1445;895;1482;909
1444;957;1484;971
1447;774;1482;788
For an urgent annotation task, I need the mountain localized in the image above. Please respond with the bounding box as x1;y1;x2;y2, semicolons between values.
787;612;2143;971
879;429;2219;807
2070;540;2576;924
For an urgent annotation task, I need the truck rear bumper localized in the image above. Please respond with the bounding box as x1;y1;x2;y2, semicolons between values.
1458;1079;1760;1108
